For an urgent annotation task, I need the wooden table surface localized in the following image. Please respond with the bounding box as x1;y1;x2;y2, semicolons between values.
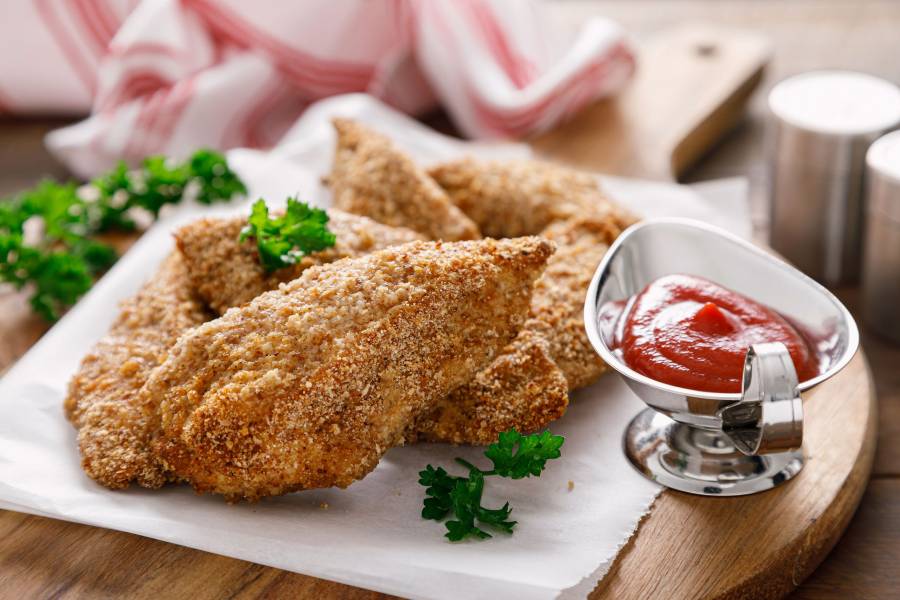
1;1;899;598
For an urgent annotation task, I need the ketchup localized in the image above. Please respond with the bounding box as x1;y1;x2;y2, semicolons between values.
601;274;819;393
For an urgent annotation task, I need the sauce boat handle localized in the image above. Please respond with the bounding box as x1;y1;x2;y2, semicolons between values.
718;343;804;455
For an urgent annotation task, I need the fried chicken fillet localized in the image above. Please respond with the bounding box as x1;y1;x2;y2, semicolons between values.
413;330;569;444
145;237;554;501
428;158;638;389
172;209;571;446
323;131;637;443
175;209;423;314
328;119;480;241
428;158;602;238
428;157;637;236
65;253;209;489
528;214;626;388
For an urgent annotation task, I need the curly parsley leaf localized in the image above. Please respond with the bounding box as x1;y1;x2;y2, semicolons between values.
485;429;565;479
419;429;563;542
239;197;336;272
189;149;248;205
27;250;95;322
1;149;246;322
419;465;456;520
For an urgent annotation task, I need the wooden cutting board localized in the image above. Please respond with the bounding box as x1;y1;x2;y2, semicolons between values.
0;25;877;600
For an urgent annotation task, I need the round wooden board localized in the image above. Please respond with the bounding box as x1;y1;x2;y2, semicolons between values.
593;351;877;599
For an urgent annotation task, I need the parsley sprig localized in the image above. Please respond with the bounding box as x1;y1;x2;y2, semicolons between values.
419;429;564;541
0;150;245;321
238;197;336;272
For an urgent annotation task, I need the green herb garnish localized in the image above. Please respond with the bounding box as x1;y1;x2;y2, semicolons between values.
419;429;564;541
0;149;245;321
238;197;336;272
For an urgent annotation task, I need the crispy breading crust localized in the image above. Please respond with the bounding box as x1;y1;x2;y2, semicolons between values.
174;216;569;445
414;214;629;443
175;210;423;314
428;158;638;389
172;210;574;445
528;214;630;389
413;330;569;445
428;157;604;238
146;238;553;501
64;253;210;489
328;119;480;242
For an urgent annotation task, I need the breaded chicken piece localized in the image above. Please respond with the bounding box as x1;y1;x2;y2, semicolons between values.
145;237;554;501
328;119;480;241
173;212;570;446
175;210;423;314
414;330;569;445
415;214;628;442
65;253;210;489
528;214;628;389
428;158;638;388
428;157;637;237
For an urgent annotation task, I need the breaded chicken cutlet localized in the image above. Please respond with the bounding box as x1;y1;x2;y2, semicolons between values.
175;209;423;313
145;237;554;501
326;122;635;384
65;253;210;489
413;330;569;445
174;214;571;446
66;212;426;491
328;119;480;242
527;213;627;388
426;157;638;389
428;157;604;238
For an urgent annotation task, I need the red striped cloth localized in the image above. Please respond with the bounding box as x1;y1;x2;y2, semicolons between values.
0;0;634;177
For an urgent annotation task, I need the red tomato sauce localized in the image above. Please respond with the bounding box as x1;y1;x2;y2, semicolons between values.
599;274;819;393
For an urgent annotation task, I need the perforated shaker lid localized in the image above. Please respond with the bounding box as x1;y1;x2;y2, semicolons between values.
769;71;900;136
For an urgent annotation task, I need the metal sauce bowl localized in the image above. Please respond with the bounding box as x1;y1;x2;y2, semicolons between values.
584;218;859;496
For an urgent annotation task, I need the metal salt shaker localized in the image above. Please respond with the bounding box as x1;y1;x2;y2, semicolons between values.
863;130;900;343
768;71;900;285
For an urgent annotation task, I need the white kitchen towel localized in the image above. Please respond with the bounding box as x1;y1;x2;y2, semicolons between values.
0;0;633;178
0;95;751;600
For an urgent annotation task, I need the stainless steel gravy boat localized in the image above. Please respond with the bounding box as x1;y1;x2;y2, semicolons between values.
584;218;859;496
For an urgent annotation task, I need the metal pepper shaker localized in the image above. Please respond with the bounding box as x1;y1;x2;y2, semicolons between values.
862;130;900;343
768;71;900;286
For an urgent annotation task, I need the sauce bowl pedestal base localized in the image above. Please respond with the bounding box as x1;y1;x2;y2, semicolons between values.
624;408;804;496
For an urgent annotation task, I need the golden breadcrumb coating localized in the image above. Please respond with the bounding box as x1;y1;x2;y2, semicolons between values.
65;253;210;489
173;211;568;445
417;213;630;443
427;158;639;389
528;214;629;389
414;330;569;445
428;157;619;238
145;237;553;501
328;119;480;241
175;210;423;314
324;152;637;441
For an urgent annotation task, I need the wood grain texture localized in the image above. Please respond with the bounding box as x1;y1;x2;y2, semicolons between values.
0;510;396;600
836;289;900;478
790;479;900;600
532;25;769;180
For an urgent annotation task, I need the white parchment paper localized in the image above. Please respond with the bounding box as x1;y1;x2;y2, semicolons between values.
0;95;750;599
